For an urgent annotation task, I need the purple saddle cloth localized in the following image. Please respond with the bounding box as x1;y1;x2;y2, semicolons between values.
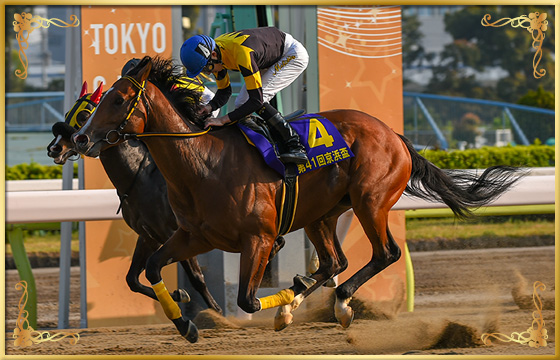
238;113;354;177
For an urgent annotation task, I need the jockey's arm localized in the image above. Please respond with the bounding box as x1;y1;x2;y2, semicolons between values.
208;68;231;113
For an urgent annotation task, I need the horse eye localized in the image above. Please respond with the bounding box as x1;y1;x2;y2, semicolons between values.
77;111;89;125
115;97;125;106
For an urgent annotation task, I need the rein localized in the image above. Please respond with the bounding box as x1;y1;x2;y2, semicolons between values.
108;76;225;142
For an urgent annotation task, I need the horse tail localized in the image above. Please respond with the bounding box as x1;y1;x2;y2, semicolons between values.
398;134;526;219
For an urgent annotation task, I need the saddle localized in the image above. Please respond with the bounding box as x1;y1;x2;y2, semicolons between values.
238;109;306;158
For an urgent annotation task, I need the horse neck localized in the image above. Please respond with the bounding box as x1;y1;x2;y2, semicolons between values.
144;83;199;134
99;140;151;192
140;83;214;181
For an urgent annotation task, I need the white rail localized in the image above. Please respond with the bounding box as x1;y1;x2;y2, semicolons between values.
5;174;554;224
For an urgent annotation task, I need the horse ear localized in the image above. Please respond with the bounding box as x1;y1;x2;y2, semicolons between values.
137;60;152;84
79;81;88;98
91;83;103;104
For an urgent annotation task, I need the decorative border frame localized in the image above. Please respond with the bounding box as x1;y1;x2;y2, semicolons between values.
12;281;80;348
481;12;549;79
12;12;80;79
481;281;548;347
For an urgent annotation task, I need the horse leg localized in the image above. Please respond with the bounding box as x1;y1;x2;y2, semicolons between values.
126;236;194;304
145;228;213;342
125;236;160;301
179;258;223;314
334;203;401;328
236;236;277;314
274;217;348;330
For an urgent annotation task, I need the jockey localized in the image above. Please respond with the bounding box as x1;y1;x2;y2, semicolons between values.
121;58;219;118
179;27;309;164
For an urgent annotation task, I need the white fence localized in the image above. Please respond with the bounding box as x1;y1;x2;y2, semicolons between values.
5;171;555;224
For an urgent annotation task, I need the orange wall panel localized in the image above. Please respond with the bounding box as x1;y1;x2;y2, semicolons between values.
317;6;406;304
80;6;176;326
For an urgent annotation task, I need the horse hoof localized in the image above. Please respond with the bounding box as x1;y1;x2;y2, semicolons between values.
338;307;354;329
274;311;293;331
184;320;199;343
172;289;191;303
334;297;354;329
172;317;199;343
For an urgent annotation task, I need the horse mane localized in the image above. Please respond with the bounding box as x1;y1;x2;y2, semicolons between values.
128;55;205;128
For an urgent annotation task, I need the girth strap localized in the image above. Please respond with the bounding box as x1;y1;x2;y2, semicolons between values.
277;164;299;236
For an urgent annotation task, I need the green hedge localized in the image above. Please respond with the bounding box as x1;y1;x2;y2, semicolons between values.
4;145;554;179
5;161;79;180
420;144;555;169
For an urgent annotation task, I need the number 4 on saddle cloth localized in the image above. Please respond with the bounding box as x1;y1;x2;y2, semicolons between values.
238;113;355;236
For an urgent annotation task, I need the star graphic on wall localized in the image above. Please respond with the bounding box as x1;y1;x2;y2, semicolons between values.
335;32;352;48
346;81;352;88
111;8;116;14
369;7;381;23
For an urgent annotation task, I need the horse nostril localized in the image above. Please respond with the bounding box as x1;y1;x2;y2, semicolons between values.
50;144;62;153
73;134;89;147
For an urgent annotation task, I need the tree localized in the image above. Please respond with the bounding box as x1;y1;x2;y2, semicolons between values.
452;112;482;146
426;5;555;104
517;86;554;110
401;10;433;70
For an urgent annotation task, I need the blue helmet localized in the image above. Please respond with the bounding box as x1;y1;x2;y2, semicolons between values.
180;34;216;78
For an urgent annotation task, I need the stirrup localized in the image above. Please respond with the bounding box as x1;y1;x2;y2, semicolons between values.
280;151;308;164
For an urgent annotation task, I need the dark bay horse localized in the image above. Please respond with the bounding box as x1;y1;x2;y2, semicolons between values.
73;56;523;342
46;83;223;317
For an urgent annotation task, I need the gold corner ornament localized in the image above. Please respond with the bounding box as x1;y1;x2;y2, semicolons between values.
481;12;548;79
13;281;80;348
12;12;80;80
481;281;548;348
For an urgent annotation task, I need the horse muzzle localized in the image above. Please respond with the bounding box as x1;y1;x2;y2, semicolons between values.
73;133;99;157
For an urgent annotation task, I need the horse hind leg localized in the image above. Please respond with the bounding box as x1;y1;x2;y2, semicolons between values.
334;205;401;328
179;258;223;314
274;217;348;331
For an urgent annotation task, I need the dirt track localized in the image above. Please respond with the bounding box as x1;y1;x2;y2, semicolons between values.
4;246;555;357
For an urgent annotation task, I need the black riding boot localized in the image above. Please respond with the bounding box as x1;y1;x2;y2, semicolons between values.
267;113;309;164
259;104;308;164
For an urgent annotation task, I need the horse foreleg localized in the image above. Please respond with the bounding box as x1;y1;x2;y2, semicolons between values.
126;236;160;301
126;236;192;304
237;236;276;313
179;258;223;314
145;228;213;343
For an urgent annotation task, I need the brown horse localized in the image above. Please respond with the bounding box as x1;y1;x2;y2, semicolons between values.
73;56;523;343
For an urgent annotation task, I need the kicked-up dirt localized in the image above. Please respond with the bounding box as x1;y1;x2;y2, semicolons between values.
4;245;555;357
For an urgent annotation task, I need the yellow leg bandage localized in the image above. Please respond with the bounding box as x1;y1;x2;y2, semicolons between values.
152;281;182;320
259;289;295;310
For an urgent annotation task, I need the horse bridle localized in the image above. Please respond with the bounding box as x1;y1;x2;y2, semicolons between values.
104;75;151;144
105;75;215;142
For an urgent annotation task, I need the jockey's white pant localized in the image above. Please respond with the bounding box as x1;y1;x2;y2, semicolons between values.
200;87;220;118
234;33;309;110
